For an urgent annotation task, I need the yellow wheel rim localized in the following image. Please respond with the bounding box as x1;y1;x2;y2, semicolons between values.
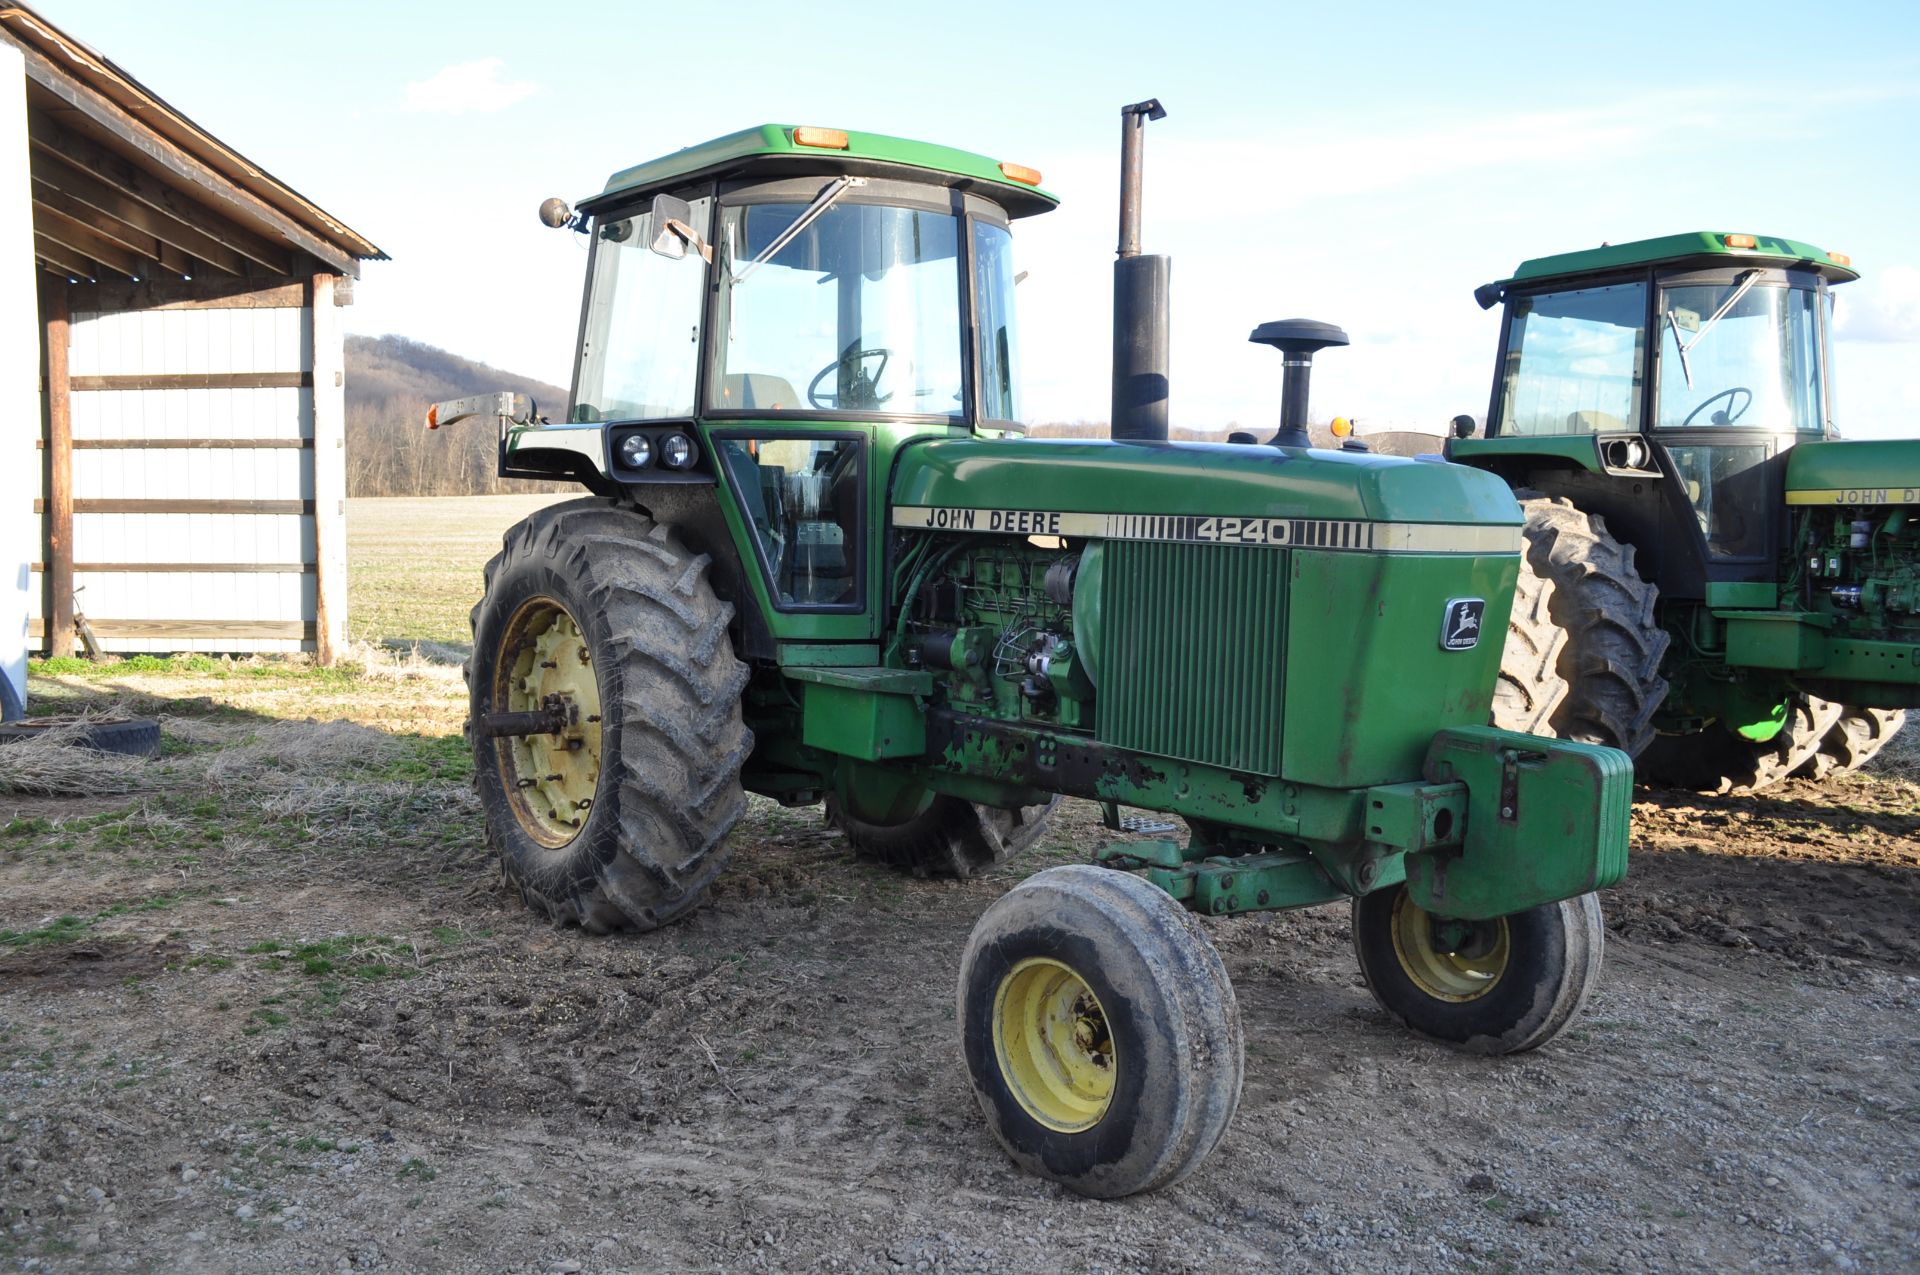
494;597;604;847
1389;891;1510;1003
992;957;1117;1133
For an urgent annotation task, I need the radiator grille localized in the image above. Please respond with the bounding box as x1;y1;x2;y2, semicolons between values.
1096;540;1289;774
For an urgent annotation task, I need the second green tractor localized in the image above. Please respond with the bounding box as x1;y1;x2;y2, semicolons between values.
1452;233;1916;792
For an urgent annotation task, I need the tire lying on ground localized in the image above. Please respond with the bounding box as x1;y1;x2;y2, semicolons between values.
957;864;1243;1199
826;791;1060;878
1492;492;1669;757
1351;882;1604;1055
1638;693;1841;795
0;717;161;758
466;498;751;933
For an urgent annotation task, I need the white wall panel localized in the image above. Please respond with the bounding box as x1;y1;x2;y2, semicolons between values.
0;44;32;712
50;298;332;654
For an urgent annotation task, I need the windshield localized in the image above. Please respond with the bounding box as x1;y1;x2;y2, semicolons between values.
1657;281;1824;431
712;200;963;417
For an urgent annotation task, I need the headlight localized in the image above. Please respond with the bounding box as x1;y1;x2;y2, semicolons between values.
617;433;652;469
660;432;696;469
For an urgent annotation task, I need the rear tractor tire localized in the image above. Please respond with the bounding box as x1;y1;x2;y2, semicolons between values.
1352;883;1604;1054
826;789;1060;879
957;865;1243;1198
467;499;752;933
1492;493;1669;757
1639;693;1842;796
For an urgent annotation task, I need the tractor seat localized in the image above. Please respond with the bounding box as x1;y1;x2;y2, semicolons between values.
720;373;800;412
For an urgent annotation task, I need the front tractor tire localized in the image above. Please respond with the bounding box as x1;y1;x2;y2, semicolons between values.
1352;883;1604;1055
1642;697;1909;794
1639;693;1840;795
1803;705;1908;781
1492;494;1669;757
826;790;1060;879
958;865;1243;1199
467;499;751;933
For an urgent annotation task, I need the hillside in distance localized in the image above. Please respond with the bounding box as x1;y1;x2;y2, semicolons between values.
345;334;569;497
343;334;1446;496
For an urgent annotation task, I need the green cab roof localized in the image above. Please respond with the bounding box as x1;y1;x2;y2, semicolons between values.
582;124;1060;218
1502;231;1859;287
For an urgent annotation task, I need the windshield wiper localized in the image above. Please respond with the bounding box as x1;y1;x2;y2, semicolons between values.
1666;269;1762;390
730;176;866;284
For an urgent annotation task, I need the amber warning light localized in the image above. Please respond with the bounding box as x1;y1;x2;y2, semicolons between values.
1724;233;1759;249
999;162;1043;186
793;127;849;150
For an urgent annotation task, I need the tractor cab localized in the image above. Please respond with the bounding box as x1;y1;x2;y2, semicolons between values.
495;125;1055;650
1451;232;1857;598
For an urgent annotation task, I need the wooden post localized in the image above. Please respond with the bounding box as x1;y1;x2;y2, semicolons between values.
308;272;347;665
40;274;72;659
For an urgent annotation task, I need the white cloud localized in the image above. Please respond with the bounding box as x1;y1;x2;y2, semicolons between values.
401;58;538;116
1835;265;1920;344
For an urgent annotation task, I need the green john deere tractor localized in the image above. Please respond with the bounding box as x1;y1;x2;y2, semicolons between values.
1451;233;1915;793
432;108;1632;1199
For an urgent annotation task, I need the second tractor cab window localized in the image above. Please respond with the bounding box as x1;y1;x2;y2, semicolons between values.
714;436;864;609
574;198;711;423
1497;283;1646;436
1656;280;1824;433
713;199;964;419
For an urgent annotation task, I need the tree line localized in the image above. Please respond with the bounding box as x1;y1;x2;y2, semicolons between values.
345;334;570;497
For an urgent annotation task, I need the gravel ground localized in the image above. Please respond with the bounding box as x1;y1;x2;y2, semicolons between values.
1;657;1915;1274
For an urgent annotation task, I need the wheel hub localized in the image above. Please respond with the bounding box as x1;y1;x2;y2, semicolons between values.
1390;892;1510;1003
992;957;1116;1133
494;599;603;847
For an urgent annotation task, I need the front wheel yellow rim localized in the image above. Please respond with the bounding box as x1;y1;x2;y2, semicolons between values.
992;957;1117;1133
1389;892;1510;1003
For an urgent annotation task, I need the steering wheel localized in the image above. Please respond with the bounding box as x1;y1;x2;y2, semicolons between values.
1681;386;1752;428
808;348;892;410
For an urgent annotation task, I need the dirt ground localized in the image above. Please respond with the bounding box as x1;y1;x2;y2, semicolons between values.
1;654;1915;1275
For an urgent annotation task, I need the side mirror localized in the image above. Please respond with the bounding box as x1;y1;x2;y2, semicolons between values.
1451;414;1477;440
648;194;712;262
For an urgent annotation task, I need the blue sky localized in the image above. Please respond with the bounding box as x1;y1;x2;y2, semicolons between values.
35;0;1920;437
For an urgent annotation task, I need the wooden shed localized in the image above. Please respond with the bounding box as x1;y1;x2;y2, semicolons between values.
0;5;383;715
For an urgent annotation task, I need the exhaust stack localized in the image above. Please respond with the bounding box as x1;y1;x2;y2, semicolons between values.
1250;319;1349;449
1111;99;1170;442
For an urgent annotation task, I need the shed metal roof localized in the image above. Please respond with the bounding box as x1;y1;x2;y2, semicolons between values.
0;4;384;279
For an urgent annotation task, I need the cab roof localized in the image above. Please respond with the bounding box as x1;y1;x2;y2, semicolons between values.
580;124;1060;218
1502;231;1858;287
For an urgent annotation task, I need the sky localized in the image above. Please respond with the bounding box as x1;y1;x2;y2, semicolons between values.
33;0;1920;439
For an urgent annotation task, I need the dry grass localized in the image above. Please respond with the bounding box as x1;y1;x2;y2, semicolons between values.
0;705;154;797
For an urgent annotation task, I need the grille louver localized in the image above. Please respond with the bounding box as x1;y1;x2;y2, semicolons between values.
1096;541;1289;774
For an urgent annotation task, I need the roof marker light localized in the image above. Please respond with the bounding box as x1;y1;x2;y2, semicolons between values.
1724;233;1758;249
999;161;1043;186
793;127;849;150
1829;251;1852;267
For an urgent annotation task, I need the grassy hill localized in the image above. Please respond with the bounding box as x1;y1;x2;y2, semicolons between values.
345;334;568;497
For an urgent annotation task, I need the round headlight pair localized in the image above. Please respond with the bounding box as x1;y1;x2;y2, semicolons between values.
615;431;697;471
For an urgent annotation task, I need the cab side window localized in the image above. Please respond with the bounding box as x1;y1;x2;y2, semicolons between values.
715;436;865;609
1497;283;1646;436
